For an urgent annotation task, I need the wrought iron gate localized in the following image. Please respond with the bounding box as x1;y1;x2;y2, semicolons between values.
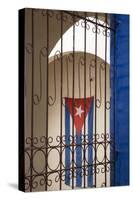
23;9;115;192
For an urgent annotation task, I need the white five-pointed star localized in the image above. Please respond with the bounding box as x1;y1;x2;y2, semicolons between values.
75;105;84;118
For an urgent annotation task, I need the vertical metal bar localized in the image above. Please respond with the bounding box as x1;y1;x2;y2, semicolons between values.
94;13;98;188
110;17;116;186
104;13;108;187
89;67;92;97
59;10;63;190
72;12;75;189
30;9;34;192
83;12;87;188
45;9;49;191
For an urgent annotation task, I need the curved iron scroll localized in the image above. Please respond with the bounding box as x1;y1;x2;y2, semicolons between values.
33;46;47;105
24;134;113;190
78;56;84;98
96;62;105;108
48;50;60;106
65;53;73;97
96;61;110;109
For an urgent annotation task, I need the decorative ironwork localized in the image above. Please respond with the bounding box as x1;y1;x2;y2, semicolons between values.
24;9;115;192
24;134;114;190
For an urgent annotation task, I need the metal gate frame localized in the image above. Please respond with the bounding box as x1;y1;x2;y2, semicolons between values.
20;9;116;192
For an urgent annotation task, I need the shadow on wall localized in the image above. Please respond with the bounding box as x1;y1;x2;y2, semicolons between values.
8;183;18;190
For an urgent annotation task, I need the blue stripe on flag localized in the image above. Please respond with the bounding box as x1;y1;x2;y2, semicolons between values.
76;133;82;187
88;98;94;187
65;103;70;185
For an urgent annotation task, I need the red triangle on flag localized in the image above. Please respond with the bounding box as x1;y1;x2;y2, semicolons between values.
65;97;93;135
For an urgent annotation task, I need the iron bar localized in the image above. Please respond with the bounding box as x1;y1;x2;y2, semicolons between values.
25;140;112;151
59;11;63;190
94;13;98;188
72;12;75;189
83;12;87;188
25;161;113;178
30;9;34;192
104;13;108;187
45;10;49;191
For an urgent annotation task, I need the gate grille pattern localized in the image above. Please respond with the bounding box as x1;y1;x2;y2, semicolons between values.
24;9;115;192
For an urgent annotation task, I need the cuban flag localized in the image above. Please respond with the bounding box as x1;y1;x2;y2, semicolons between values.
65;96;94;187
